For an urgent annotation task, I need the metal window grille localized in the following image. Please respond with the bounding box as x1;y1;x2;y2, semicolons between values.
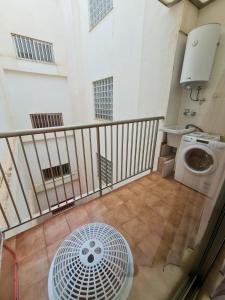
12;34;54;63
30;113;63;128
94;77;113;120
97;154;112;185
89;0;113;29
42;163;71;181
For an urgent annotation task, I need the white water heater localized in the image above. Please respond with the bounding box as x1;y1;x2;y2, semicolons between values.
180;23;220;89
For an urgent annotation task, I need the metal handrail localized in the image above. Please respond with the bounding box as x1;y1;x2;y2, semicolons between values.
0;116;164;233
0;116;164;138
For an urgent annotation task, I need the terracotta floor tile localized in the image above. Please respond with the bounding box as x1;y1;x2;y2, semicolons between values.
139;206;165;237
65;205;89;231
148;200;172;220
84;199;107;217
138;232;162;266
18;248;49;293
124;198;145;216
115;187;136;202
5;171;206;300
122;217;149;243
16;225;45;261
47;239;62;264
21;276;48;300
101;192;124;209
43;214;70;246
108;203;134;225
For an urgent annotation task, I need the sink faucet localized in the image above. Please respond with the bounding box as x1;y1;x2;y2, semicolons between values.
185;124;203;132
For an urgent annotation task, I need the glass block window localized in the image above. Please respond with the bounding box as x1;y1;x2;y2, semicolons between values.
97;154;112;185
12;34;54;63
89;0;113;29
42;163;70;181
30;113;63;128
94;77;113;120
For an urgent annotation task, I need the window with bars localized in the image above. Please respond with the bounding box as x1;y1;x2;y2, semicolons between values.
89;0;113;29
94;77;113;120
97;154;112;185
30;113;63;128
12;34;54;63
42;163;71;181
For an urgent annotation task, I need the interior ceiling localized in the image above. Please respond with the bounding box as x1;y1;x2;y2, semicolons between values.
158;0;217;9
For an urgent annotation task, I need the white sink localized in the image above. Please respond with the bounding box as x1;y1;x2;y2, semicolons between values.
161;125;195;135
160;125;195;148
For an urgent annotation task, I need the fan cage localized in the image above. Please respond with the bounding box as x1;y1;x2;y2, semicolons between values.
48;223;133;300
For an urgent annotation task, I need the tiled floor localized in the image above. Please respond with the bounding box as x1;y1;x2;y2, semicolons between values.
1;172;207;300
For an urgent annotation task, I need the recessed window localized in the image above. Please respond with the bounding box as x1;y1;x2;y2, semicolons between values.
89;0;113;29
97;154;112;184
42;163;70;181
93;77;113;120
30;113;63;128
12;34;54;63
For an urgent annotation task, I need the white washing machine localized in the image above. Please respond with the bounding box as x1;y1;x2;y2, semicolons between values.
175;132;225;197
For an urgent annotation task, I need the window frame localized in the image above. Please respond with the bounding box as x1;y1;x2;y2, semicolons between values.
42;163;71;182
11;33;55;64
88;0;113;30
93;77;113;121
30;113;63;129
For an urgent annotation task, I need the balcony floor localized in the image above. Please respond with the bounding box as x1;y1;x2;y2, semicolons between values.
2;172;207;300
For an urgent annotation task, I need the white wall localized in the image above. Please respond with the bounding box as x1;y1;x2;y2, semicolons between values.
5;71;73;129
0;0;74;131
177;0;225;135
72;0;147;123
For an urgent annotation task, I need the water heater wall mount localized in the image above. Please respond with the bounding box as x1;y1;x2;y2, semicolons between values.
180;23;220;89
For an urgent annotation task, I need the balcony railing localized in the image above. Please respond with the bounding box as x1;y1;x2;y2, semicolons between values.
0;116;164;233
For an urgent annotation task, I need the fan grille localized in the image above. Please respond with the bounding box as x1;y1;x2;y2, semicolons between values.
49;223;133;300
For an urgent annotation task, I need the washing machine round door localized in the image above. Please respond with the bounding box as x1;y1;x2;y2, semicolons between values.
183;145;217;175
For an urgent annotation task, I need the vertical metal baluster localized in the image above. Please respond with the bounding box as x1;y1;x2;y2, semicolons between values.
81;129;89;195
125;123;129;179
148;120;156;168
73;130;82;198
141;121;147;171
104;126;108;186
116;124;118;183
0;201;10;228
64;131;75;201
19;136;41;215
89;128;95;193
137;122;143;173
0;163;21;223
121;124;124;181
96;127;102;196
54;132;67;201
6;138;32;219
44;133;59;206
129;123;134;176
134;122;139;175
32;135;51;210
111;125;113;186
150;120;159;169
144;121;151;170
